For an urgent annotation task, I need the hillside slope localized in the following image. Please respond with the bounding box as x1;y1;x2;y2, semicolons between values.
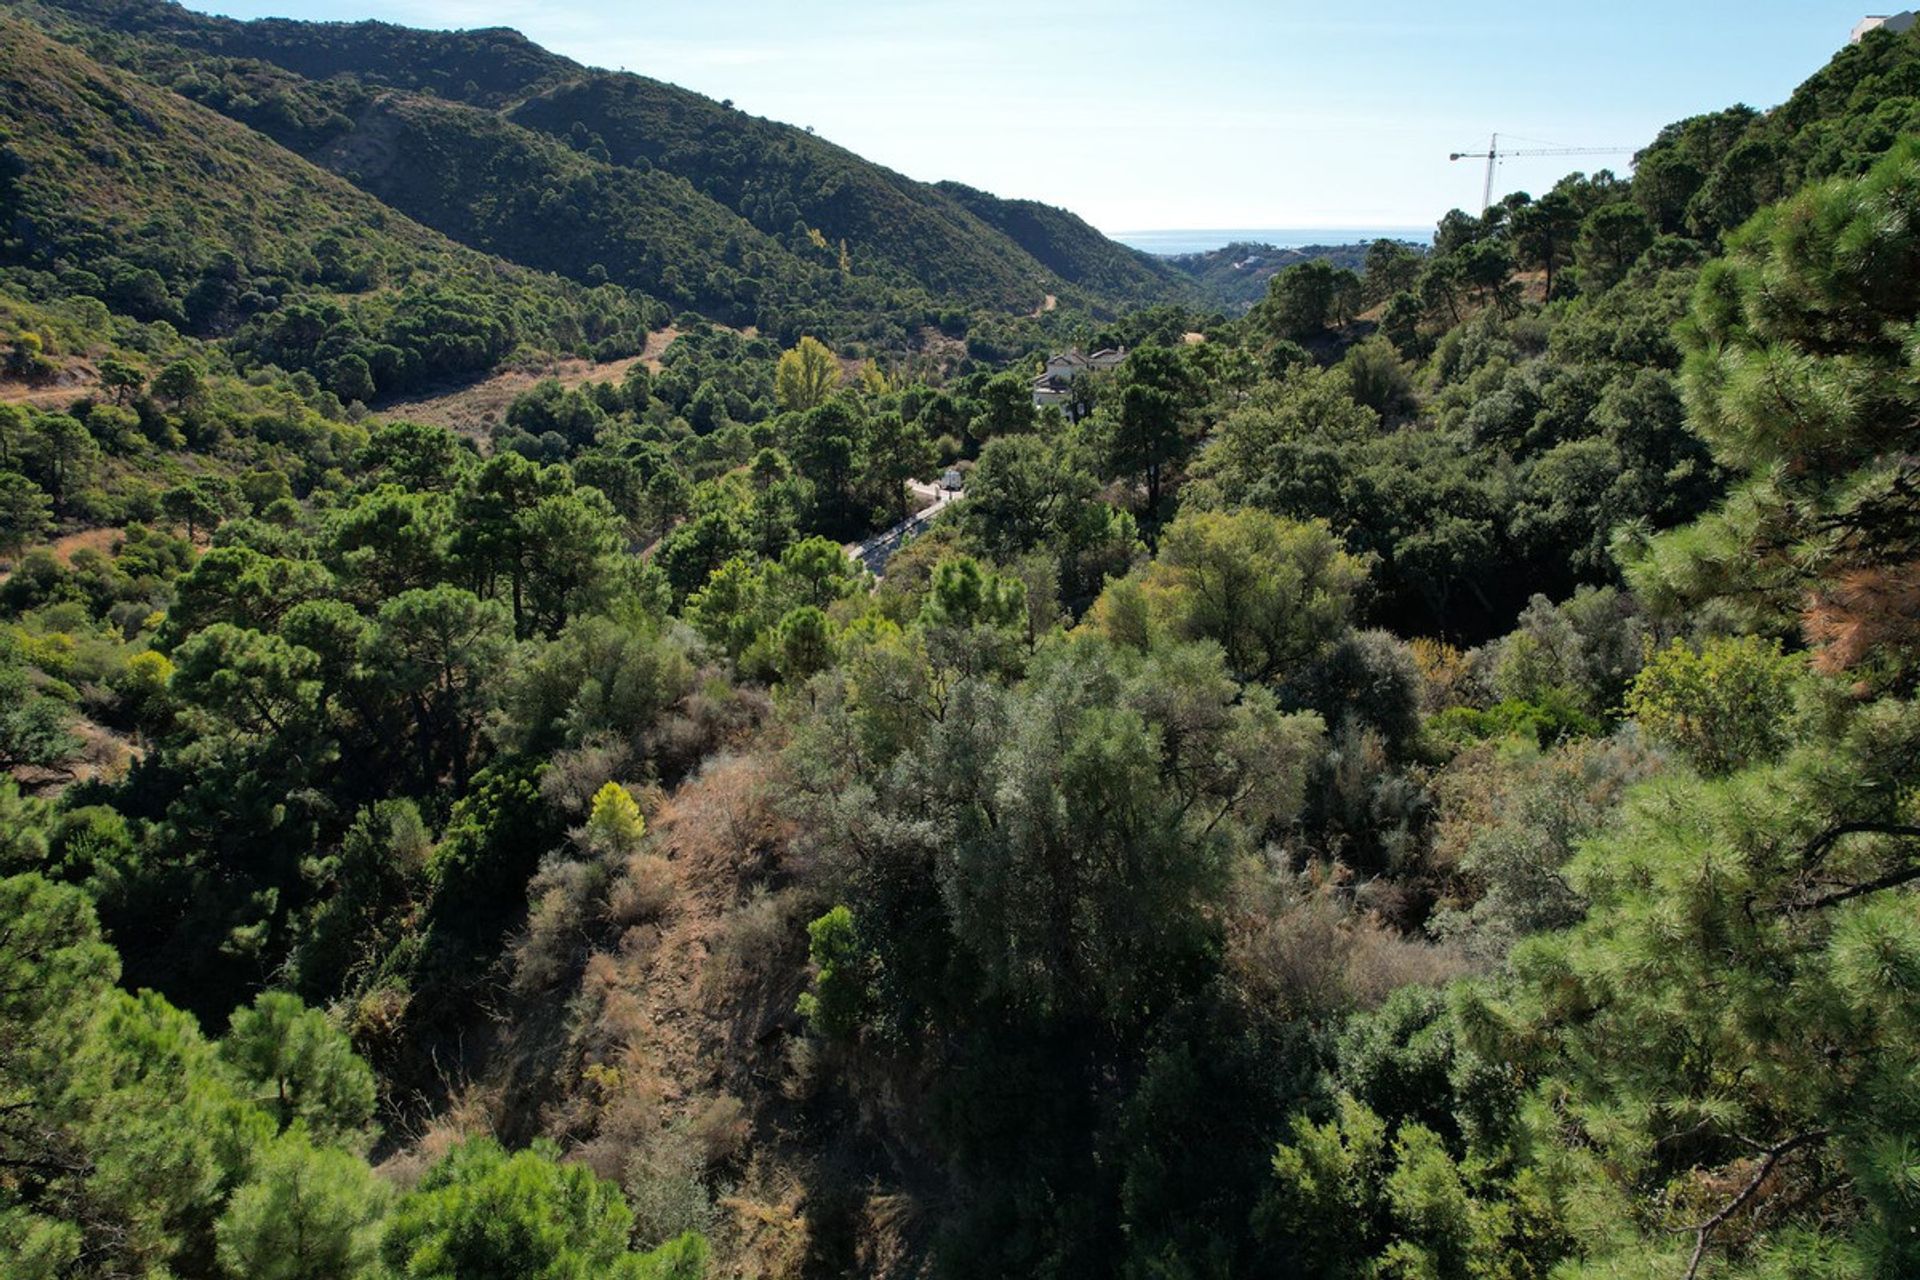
302;90;866;328
505;73;1057;309
0;15;467;297
11;0;1198;319
1162;239;1389;309
0;15;657;394
16;0;574;105
1633;23;1920;239
17;30;907;336
935;180;1199;305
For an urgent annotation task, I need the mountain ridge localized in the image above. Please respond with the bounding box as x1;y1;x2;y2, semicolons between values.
0;12;667;395
4;0;1207;325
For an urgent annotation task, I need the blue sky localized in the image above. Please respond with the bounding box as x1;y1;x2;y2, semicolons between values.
193;0;1876;233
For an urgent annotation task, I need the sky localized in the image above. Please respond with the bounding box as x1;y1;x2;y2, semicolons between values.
192;0;1878;235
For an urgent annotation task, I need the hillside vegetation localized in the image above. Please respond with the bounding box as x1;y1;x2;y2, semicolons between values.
7;9;1920;1280
1164;239;1390;309
0;15;661;399
8;0;1210;334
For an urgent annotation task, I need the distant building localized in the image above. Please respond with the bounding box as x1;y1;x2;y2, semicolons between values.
1031;347;1126;417
1853;11;1918;42
1031;380;1073;415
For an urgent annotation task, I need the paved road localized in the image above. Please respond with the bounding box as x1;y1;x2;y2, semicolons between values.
846;481;955;577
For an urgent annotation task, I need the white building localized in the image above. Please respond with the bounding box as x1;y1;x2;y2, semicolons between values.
1031;380;1073;414
1031;347;1127;416
1853;11;1918;42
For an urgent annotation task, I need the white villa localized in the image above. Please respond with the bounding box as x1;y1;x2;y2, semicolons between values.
1853;11;1918;42
1031;346;1126;416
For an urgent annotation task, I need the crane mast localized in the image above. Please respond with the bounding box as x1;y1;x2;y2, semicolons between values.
1482;132;1497;216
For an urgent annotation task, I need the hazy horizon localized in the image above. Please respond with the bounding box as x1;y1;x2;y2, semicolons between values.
1111;227;1434;254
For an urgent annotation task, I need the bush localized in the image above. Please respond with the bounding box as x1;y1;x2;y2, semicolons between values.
698;885;805;1008
511;857;609;995
795;904;870;1041
1226;865;1468;1027
1428;690;1602;749
1624;635;1803;774
623;1121;715;1250
381;1136;707;1278
1298;629;1424;756
606;853;675;928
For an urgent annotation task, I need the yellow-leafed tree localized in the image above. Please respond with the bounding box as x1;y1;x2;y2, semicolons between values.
775;336;837;412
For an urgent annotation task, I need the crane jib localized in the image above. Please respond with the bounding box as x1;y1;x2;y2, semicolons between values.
1448;134;1636;213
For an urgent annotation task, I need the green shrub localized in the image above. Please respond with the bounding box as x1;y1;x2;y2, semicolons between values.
1624;635;1802;774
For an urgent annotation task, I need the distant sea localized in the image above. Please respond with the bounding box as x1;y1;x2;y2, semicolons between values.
1112;228;1432;256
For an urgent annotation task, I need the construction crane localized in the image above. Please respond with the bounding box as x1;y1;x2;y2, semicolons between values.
1450;134;1636;213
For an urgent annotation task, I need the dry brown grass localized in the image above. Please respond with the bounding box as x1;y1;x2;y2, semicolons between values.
0;526;129;585
697;886;806;1009
607;853;676;928
377;1079;504;1190
655;751;785;881
1224;862;1472;1024
372;327;679;442
0;356;95;406
717;1176;812;1280
468;744;912;1276
508;751;811;1221
856;1191;932;1279
9;712;137;796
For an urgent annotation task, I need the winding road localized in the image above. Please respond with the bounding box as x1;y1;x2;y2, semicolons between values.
845;480;956;577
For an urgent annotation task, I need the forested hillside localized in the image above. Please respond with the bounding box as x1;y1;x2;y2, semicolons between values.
1163;238;1390;309
936;181;1198;302
6;8;1920;1280
4;0;1206;333
0;14;663;398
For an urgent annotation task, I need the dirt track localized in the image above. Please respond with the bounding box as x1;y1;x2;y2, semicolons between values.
372;327;682;440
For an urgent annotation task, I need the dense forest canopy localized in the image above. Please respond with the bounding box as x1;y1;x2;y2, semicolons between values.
5;4;1920;1277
